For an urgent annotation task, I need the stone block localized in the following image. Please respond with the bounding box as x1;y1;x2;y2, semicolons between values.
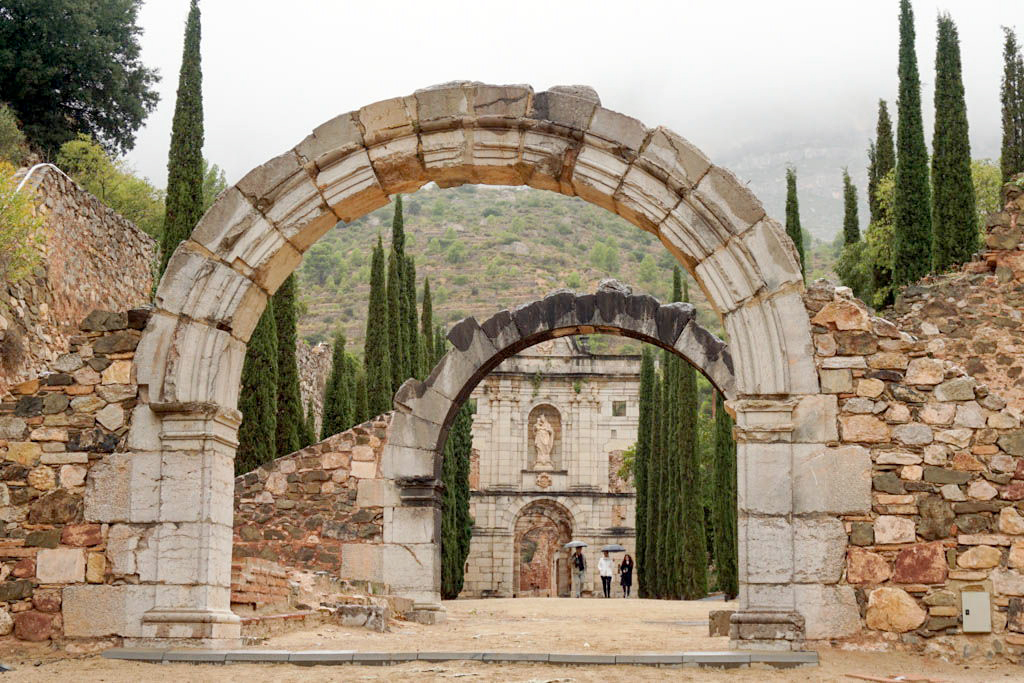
380;444;436;480
893;542;947;584
793;444;871;515
847;548;891;584
874;515;916;544
791;394;838;444
840;415;890;443
62;584;155;637
866;587;926;632
36;548;85;583
691;165;766;234
745;516;793;584
793;518;846;583
294;110;363;167
356;479;400;507
384;506;439;544
795;584;861;639
738;444;791;515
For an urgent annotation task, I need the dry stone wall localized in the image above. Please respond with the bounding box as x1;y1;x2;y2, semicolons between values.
233;416;392;581
1;166;156;396
0;307;150;643
806;278;1024;659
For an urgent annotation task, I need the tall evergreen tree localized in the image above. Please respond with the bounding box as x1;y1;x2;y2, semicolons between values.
421;277;435;373
273;274;304;456
386;249;405;392
365;238;392;417
159;0;204;277
892;0;933;287
843;170;860;245
354;368;369;424
712;391;738;600
321;332;352;439
434;326;447;365
236;299;278;475
441;400;474;599
870;100;897;226
931;13;977;272
634;346;655;598
405;255;420;383
676;275;707;599
645;369;665;598
784;167;805;278
1001;27;1024;181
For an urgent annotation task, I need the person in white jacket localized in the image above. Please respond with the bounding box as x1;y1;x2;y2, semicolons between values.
598;551;614;598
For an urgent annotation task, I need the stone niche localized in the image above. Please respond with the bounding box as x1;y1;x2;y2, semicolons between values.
527;404;562;471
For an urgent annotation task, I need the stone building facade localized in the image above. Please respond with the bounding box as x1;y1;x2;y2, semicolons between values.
462;336;639;598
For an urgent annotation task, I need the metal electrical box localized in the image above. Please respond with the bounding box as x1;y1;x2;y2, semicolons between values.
961;589;991;633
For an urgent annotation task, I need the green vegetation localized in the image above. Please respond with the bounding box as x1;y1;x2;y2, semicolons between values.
785;167;805;278
633;346;654;598
0;163;45;286
0;0;159;156
842;170;860;245
1002;27;1024;181
159;0;205;276
365;237;392;417
711;391;738;600
931;13;977;273
56;135;165;238
892;0;933;288
868;100;896;225
0;105;28;165
273;274;306;455
441;400;474;599
321;332;353;439
236;298;278;475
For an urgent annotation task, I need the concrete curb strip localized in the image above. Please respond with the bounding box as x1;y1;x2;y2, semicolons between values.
100;648;818;668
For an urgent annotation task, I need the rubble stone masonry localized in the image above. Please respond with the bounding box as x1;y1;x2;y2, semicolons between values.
1;166;156;396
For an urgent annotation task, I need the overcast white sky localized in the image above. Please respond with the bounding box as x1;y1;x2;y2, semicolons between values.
125;0;1013;195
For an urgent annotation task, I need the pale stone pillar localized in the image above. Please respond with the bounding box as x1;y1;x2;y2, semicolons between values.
136;404;242;646
729;399;805;651
383;479;446;623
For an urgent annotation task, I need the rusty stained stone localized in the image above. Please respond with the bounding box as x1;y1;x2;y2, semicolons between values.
847;548;892;584
893;542;948;584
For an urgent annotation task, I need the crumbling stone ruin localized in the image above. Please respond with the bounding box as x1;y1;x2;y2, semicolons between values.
5;82;1024;661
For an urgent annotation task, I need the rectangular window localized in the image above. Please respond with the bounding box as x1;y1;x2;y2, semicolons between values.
612;401;627;417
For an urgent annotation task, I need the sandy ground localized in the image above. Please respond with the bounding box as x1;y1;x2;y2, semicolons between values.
0;598;1021;681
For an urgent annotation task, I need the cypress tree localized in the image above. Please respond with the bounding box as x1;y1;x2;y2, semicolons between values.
1001;28;1024;181
405;255;420;384
421;277;435;372
661;271;684;599
236;299;278;475
365;238;392;417
434;326;447;364
869;100;897;225
634;346;655;598
159;0;204;277
273;274;304;456
441;400;474;599
321;332;352;439
712;391;738;600
645;369;665;598
354;368;369;423
931;14;977;272
386;249;405;392
843;170;860;245
784;167;805;278
677;275;707;599
892;0;933;287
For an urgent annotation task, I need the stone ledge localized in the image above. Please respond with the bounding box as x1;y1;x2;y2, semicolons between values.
100;648;819;668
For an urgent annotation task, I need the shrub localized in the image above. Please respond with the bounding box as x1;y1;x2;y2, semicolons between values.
0;162;46;286
0;105;28;165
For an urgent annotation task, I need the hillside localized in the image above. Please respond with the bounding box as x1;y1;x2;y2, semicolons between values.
296;184;837;356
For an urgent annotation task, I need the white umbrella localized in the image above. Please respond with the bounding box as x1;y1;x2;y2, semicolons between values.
601;544;626;552
564;541;588;549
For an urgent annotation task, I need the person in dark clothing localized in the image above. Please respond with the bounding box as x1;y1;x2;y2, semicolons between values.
619;554;634;598
572;548;586;598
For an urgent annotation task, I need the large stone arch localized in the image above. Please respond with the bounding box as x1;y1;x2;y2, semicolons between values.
129;82;833;649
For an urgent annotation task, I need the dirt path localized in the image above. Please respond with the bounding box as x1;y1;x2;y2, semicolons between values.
0;598;1019;681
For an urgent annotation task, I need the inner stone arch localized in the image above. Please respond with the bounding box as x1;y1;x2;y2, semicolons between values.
130;81;828;650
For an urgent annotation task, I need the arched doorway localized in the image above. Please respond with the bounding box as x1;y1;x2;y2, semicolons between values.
512;500;574;597
124;82;842;650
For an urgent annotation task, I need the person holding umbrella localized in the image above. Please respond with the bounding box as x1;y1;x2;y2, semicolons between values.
565;541;587;598
599;544;628;598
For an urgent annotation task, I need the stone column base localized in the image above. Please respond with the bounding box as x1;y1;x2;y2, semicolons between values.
729;610;805;651
130;608;242;648
407;602;447;625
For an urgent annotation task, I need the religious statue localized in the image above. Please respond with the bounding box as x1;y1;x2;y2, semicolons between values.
534;414;554;470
